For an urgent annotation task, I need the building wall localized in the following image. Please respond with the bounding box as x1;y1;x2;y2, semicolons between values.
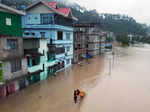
100;36;105;54
26;38;57;80
0;37;23;60
54;30;73;69
22;20;74;70
22;2;74;71
2;58;28;81
0;11;22;36
22;13;54;25
27;3;53;14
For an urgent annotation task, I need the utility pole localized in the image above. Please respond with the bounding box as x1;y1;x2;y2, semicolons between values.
109;58;111;75
112;50;115;66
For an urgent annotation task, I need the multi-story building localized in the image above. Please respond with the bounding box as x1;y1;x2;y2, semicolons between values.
73;24;87;63
73;23;102;63
0;3;28;98
22;0;77;72
0;37;28;84
99;32;106;54
23;38;56;84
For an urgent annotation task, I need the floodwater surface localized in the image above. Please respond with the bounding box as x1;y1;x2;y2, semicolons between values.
1;45;150;112
0;56;104;112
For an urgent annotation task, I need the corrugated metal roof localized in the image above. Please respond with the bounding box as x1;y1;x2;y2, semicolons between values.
57;8;70;16
47;2;57;8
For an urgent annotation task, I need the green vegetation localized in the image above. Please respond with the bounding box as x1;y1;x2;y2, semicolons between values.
116;34;130;46
0;62;3;82
139;36;150;44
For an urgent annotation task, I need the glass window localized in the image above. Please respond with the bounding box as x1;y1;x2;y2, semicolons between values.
7;39;18;50
58;31;63;40
6;18;11;26
67;46;70;52
66;33;71;40
41;14;53;24
66;59;70;64
56;47;65;54
24;32;29;36
11;59;22;73
27;57;40;67
40;32;45;38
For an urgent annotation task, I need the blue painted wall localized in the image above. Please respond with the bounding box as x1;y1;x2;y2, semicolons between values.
22;14;74;71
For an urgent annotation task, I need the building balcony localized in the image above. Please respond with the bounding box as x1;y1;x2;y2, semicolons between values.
28;64;42;74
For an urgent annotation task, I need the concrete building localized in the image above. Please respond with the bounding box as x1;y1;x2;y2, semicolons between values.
22;0;77;72
0;3;28;98
73;23;102;63
0;36;28;84
73;24;87;63
23;38;56;84
99;32;106;54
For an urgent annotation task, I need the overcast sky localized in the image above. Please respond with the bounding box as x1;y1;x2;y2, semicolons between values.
74;0;149;24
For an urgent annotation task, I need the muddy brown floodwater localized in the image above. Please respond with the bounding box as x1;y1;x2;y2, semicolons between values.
1;45;150;112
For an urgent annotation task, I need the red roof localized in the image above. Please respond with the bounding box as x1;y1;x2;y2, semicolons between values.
47;2;57;8
47;2;70;16
57;8;70;16
46;1;78;20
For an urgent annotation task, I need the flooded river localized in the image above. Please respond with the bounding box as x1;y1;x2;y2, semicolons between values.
1;45;150;112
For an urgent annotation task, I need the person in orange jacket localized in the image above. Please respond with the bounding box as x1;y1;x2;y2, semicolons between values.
76;89;85;98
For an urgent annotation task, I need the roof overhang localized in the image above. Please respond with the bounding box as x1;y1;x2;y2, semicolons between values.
0;3;25;15
25;0;78;21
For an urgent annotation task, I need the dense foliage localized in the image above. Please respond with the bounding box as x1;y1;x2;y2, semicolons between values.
116;34;130;46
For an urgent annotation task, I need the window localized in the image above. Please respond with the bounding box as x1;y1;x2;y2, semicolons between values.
67;46;70;52
66;33;71;40
24;32;29;36
28;57;40;67
43;64;45;71
40;32;45;38
66;59;70;64
32;32;35;36
11;59;22;73
7;39;18;50
32;57;40;66
34;17;38;20
58;31;63;40
56;47;65;54
6;18;11;26
41;14;53;24
86;44;88;48
47;53;54;61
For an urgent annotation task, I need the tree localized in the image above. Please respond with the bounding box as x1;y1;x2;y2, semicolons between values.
116;34;130;46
